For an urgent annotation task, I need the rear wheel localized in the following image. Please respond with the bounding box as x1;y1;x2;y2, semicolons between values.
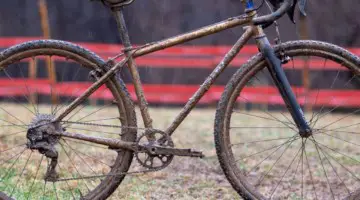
215;40;360;199
0;40;137;199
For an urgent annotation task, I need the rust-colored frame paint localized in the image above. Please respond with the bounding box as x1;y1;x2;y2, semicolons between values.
53;7;261;146
117;11;256;136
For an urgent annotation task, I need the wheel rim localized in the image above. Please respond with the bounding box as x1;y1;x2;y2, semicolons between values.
221;47;360;199
0;46;135;199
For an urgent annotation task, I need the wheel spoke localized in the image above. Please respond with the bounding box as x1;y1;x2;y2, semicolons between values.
316;128;360;135
319;108;360;130
2;67;37;115
27;155;44;200
62;139;111;166
0;130;26;139
0;148;26;192
63;138;108;149
81;117;120;123
0;147;27;168
53;183;59;200
309;59;327;122
311;136;335;200
57;162;77;199
0;105;27;126
61;140;102;184
9;151;32;198
270;142;303;198
321;123;360;134
318;143;351;195
67;126;122;136
234;136;299;162
59;143;91;192
69;89;112;124
0;143;26;154
313;140;360;165
316;131;360;147
236;100;298;132
231;136;295;146
255;136;297;186
232;111;296;129
312;139;360;182
230;126;293;129
304;141;318;200
309;59;329;125
53;67;82;115
42;179;47;200
312;74;357;128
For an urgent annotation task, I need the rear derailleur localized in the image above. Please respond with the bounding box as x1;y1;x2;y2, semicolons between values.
26;114;61;182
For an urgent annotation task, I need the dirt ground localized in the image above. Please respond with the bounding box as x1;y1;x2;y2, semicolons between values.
1;105;359;200
109;107;360;200
111;107;240;200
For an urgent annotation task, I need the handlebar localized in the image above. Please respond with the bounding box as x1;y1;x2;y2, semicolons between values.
252;0;294;25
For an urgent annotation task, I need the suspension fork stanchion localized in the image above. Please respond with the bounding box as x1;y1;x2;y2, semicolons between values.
113;8;154;130
254;26;312;137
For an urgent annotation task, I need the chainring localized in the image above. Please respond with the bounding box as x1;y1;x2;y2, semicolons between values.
135;130;174;170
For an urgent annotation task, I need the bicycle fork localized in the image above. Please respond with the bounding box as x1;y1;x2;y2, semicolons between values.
255;31;312;138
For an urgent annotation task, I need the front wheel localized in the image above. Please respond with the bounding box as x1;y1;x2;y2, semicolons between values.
215;40;360;200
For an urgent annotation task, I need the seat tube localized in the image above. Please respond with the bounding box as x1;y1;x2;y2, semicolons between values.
113;8;153;129
254;26;312;137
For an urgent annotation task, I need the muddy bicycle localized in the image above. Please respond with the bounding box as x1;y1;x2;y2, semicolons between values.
0;0;360;199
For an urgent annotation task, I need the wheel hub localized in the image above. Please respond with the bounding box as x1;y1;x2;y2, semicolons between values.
299;128;312;138
298;119;313;138
26;114;62;181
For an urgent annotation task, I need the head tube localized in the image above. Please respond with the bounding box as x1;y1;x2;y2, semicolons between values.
245;0;254;10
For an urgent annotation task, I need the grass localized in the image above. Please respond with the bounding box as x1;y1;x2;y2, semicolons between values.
111;107;240;200
0;104;359;199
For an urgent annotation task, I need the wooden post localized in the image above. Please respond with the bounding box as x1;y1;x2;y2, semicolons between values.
299;12;311;112
29;58;37;105
39;0;57;105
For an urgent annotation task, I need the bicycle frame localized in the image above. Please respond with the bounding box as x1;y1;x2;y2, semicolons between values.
53;10;254;131
52;0;311;149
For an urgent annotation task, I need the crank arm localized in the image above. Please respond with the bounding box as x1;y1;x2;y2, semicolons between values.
139;145;204;158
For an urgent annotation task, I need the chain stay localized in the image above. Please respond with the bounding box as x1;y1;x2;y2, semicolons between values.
60;120;204;157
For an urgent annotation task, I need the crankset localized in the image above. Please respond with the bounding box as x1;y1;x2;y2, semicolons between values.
134;130;204;170
45;121;204;160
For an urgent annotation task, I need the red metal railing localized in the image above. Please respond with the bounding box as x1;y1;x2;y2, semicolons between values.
0;37;358;107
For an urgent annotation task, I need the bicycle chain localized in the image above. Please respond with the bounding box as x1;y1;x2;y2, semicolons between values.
62;120;147;132
56;120;169;182
56;166;162;182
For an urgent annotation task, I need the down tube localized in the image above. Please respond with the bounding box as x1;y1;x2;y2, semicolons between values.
165;26;255;136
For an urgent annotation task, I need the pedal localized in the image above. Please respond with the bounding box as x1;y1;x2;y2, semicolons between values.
148;146;204;158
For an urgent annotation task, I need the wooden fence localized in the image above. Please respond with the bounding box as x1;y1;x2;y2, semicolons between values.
0;37;359;107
